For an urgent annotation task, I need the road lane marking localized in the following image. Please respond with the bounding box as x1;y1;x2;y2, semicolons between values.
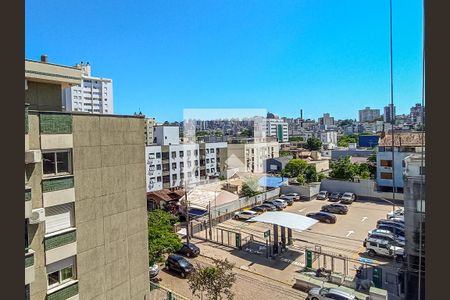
298;208;306;212
346;230;354;238
361;217;368;222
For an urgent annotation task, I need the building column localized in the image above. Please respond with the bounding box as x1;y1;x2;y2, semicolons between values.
280;226;286;250
287;228;293;245
273;224;279;255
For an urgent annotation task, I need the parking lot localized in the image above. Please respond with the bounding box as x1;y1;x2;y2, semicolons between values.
213;198;400;265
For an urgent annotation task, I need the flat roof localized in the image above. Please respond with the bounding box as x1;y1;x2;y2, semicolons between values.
250;211;318;232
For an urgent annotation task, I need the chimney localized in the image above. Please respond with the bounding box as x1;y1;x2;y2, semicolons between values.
40;55;48;63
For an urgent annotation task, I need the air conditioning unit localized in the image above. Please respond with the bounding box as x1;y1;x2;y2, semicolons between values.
29;208;45;224
25;150;42;164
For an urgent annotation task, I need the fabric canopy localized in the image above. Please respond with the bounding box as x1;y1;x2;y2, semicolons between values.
258;176;288;188
249;211;318;232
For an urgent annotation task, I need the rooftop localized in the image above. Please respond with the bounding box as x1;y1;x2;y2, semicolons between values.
379;132;425;147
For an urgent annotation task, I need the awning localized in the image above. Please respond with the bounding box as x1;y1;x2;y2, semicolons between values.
249;211;318;232
258;176;289;188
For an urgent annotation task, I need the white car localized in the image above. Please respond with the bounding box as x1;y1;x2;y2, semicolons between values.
364;238;404;261
340;192;356;204
307;287;356;300
284;193;300;201
368;229;405;246
272;198;288;208
234;210;258;220
387;208;404;219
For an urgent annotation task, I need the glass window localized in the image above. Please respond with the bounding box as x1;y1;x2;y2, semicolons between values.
42;151;72;176
380;160;392;167
157;177;162;182
61;266;73;282
380;172;393;179
47;271;60;287
156;165;161;170
156;152;161;158
57;152;70;173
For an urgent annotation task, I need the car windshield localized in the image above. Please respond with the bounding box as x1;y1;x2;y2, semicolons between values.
331;193;339;196
177;258;190;267
319;192;326;195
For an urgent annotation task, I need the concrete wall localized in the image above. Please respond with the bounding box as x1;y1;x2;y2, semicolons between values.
72;115;150;300
320;178;404;201
25;81;63;111
280;183;321;200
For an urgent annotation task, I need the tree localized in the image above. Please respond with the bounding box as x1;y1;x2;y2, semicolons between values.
304;165;319;183
305;137;322;151
241;176;260;197
337;134;358;147
289;136;304;142
148;210;182;265
279;150;292;157
329;156;358;181
188;258;237;300
296;174;306;185
281;159;308;178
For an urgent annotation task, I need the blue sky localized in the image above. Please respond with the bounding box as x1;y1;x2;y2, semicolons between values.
26;0;423;122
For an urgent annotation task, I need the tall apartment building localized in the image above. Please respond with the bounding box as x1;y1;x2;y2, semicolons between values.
227;141;280;173
144;117;157;145
359;107;381;122
409;103;425;125
402;154;425;300
318;113;334;127
319;130;338;146
145;125;228;192
25;58;149;300
383;104;396;123
376;132;425;192
63;63;113;114
266;119;289;143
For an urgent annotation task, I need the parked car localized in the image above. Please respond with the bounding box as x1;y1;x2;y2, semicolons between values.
316;191;329;200
363;239;404;262
285;192;300;201
149;263;160;278
377;218;405;227
367;229;405;246
321;203;348;215
259;203;277;211
234;210;258;220
307;287;356;300
306;212;337;224
165;255;194;278
176;242;200;257
251;206;268;214
279;196;295;206
264;200;284;210
377;224;405;238
339;192;356;204
272;198;288;208
328;192;342;202
387;208;404;219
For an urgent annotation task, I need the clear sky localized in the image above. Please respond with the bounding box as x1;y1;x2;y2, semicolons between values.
26;0;424;122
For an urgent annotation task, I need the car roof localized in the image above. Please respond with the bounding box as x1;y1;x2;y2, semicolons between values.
319;211;335;217
169;254;186;260
319;190;328;193
327;288;355;298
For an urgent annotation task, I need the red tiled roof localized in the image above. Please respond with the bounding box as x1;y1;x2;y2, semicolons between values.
379;132;425;147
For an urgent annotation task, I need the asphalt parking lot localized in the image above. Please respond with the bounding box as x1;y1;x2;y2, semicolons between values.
215;198;399;265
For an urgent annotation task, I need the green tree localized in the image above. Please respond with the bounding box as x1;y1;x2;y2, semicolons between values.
296;174;306;185
148;210;182;265
238;128;251;137
241;176;260;197
279;150;292;157
289;136;304;142
304;165;318;183
305;137;322;151
188;258;237;300
337;134;358;147
281;159;308;178
317;173;326;182
329;156;358;181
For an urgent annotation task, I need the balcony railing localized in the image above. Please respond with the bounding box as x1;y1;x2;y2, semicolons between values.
45;229;77;251
25;250;34;268
47;281;79;300
42;176;74;193
40;113;73;134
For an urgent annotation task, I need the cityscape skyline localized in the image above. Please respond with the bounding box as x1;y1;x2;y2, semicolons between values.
26;0;424;122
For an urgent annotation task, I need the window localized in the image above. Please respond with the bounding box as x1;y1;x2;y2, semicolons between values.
172;163;177;169
42;151;72;176
45;203;74;234
156;153;161;158
156;165;161;170
420;166;425;175
194;150;198;156
171;151;176;158
47;256;76;289
380;172;393;179
380;160;392;167
187;150;191;156
195;170;198;176
179;151;184;157
369;242;377;247
172;174;177;180
180;162;184;168
206;159;210;163
157;177;162;182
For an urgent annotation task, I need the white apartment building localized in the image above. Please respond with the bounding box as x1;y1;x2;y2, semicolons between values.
200;142;228;178
320;131;338;146
227;141;280;173
154;125;180;145
63;63;113;114
266;119;289;143
145;118;157;145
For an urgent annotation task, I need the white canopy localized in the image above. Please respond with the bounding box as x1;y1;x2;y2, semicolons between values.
249;211;318;232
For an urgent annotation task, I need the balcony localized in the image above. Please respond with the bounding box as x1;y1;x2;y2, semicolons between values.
25;187;32;219
47;280;79;300
42;176;74;193
45;228;77;265
25;249;35;285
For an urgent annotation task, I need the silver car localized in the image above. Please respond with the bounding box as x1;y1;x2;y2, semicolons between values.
307;287;356;300
149;263;160;278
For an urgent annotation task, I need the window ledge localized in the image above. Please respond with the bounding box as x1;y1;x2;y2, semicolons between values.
45;227;76;239
42;174;74;181
47;279;78;295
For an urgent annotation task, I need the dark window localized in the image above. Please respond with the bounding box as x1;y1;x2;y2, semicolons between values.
380;172;393;179
157;177;162;182
47;271;60;286
380;160;392;167
172;163;176;169
42;151;72;176
156;165;161;170
156;153;161;158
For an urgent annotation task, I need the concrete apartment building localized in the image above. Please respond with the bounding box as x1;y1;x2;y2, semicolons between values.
25;58;149;300
144;118;156;145
383;104;396;123
319;130;338;148
359;107;381;122
376;132;425;192
266;119;289;143
227;141;280;173
63;62;114;114
145;126;228;192
318;113;334;127
402;153;425;300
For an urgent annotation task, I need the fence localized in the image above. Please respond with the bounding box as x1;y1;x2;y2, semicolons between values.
149;282;190;300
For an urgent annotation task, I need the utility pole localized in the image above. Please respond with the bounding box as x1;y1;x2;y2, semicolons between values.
185;188;190;245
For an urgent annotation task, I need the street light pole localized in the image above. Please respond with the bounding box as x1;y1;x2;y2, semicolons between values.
185;187;190;245
380;197;396;216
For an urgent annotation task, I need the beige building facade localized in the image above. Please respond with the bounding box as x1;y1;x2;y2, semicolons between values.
25;58;149;300
226;141;280;174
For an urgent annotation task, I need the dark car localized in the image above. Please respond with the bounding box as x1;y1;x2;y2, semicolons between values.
328;192;342;202
263;200;284;211
177;242;200;258
279;196;294;206
306;211;337;224
165;254;194;278
339;192;356;204
259;203;277;211
321;203;348;214
251;206;268;214
377;219;405;227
